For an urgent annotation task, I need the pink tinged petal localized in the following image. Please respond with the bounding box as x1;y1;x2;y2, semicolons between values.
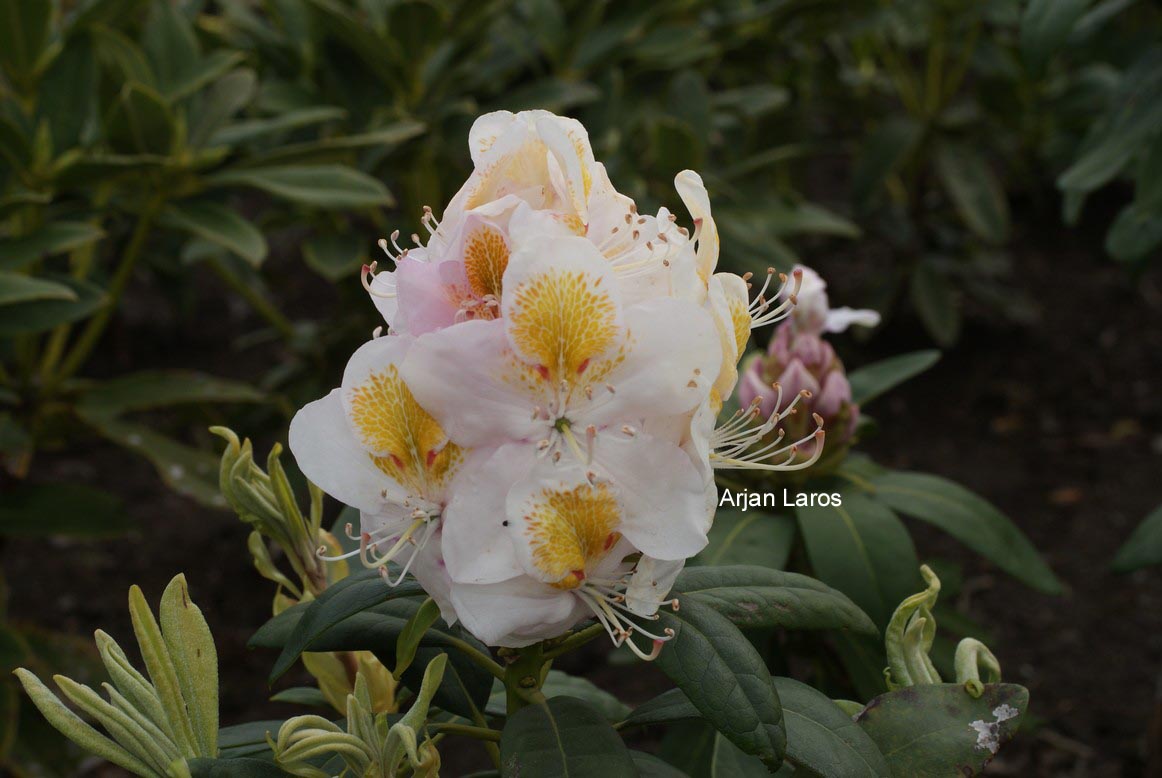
368;270;399;329
777;358;821;399
625;557;684;617
816;370;853;419
580;297;722;428
441;445;531;585
288;389;409;514
394;258;463;335
449;578;586;647
675;170;719;279
738;354;777;419
824;306;882;333
401;319;544;447
590;431;710;559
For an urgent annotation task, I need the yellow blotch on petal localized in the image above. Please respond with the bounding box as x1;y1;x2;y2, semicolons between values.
348;366;462;497
507;269;619;384
463;224;509;299
523;483;622;588
729;297;751;361
467;141;550;210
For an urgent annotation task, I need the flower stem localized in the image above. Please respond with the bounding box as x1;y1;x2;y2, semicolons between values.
504;644;548;716
543;623;605;660
446;637;506;682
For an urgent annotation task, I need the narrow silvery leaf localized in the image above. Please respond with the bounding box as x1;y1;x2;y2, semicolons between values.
160;575;219;757
96;630;170;732
53;675;173;775
14;669;158;777
128;584;199;755
102;682;184;763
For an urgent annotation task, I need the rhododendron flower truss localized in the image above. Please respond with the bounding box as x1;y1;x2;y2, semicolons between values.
288;335;458;618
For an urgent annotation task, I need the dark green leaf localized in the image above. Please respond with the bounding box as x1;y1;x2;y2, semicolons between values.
303;234;367;282
401;645;493;722
500;697;636;778
189;68;257;147
869;471;1062;593
218;720;283;759
852;118;922;206
674;565;877;635
142;0;200;94
796;491;922;629
0;276;106;336
1020;0;1091;76
271;569;425;681
0;0;52;83
104;82;176;156
694;507;796;569
0;222;105;272
631;750;689;777
1112;504;1162;572
499;79;602;113
207;165;392;209
934;144;1010;244
620;688;700;729
208;107;346;146
0;273;77;306
855;684;1028;776
0;482;130;537
487;671;631;722
242;121;427;167
269;687;330;708
76;370;263;416
848;351;941;406
775;676;889;777
654;596;785;768
1105;203;1162;263
909;261;960;347
161;202;268;266
188;757;287;777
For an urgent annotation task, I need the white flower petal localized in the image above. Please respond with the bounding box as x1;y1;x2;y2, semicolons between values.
450;577;586;647
625;557;684;617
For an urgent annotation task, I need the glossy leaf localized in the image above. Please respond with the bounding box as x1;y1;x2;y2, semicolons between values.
631;750;689;777
500;697;636;777
104;82;176;156
189;757;288;777
848;350;941;406
161;202;268;266
852;117;922;206
909;261;960;347
694;507;796;569
303;234;367;282
488;671;631;722
243;120;427;167
76;370;264;415
796;491;922;629
1112;504;1162;572
0;276;106;336
0;273;77;306
654;596;785;768
189;68;257;147
1020;0;1091;76
935;144;1010;244
0;222;105;272
855;683;1028;776
674;565;877;635
207;165;392;209
869;471;1062;594
775;676;889;777
0;0;52;83
0;482;130;537
401;644;493;722
208;107;347;146
1105;202;1162;263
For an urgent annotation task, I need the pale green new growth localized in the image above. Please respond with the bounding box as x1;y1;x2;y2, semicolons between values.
273;653;448;777
884;564;1003;697
14;574;220;777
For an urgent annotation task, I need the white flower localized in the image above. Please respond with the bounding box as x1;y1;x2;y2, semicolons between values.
784;264;880;335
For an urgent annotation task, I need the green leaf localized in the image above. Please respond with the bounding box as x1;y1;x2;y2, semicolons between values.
188;757;288;777
775;676;889;777
1105;202;1162;263
935;144;1010;244
674;565;877;635
710;733;770;777
0;275;106;335
76;413;226;508
0;222;104;272
0;0;52;83
76;370;264;415
762;200;861;240
694;507;796;569
161;201;268;267
848;351;941;406
0;273;77;306
207;106;346;146
218;720;283;759
654;596;786;769
242;120;427;167
869;471;1062;594
271;569;425;681
206;165;392;209
189;68;257;147
909;261;960;346
796;491;922;629
631;750;690;777
160;574;218;756
1112;504;1162;572
620;688;699;729
104;82;176;156
302;234;368;282
1020;0;1091;76
142;0;200;95
852;118;922;206
394;597;440;679
402;645;493;722
488;671;631;723
269;687;330;708
500;697;637;777
855;683;1028;776
0;482;130;537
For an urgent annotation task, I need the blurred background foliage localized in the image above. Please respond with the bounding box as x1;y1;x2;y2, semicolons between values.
1;0;1161;771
